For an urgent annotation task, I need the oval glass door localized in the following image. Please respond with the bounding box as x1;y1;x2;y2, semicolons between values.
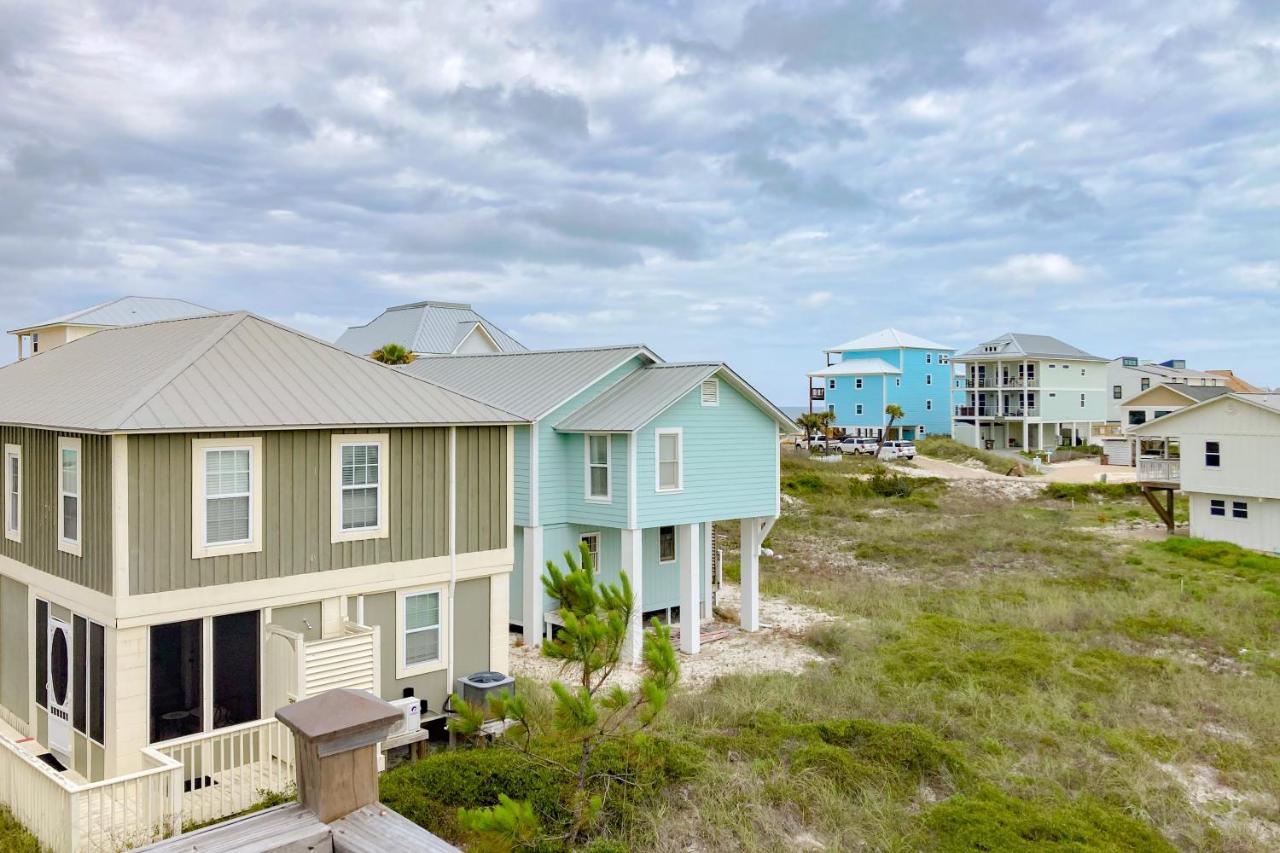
47;618;72;765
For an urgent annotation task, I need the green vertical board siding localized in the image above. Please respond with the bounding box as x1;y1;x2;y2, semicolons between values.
454;426;508;554
0;428;112;593
453;578;490;678
128;428;451;594
271;601;322;641
0;575;29;723
635;379;778;527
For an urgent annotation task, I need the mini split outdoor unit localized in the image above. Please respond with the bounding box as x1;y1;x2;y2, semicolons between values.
455;671;516;713
386;696;422;738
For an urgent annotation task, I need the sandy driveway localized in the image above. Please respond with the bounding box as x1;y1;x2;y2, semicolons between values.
901;454;1136;485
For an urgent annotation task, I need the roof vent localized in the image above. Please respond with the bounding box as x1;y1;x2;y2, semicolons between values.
700;378;720;406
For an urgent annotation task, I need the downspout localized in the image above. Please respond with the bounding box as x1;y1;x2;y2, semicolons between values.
448;426;457;689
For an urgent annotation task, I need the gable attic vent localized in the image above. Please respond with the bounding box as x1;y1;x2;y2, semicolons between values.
700;378;720;406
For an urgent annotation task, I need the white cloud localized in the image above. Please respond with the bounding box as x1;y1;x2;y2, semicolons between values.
1231;261;1279;291
984;253;1087;286
801;290;834;308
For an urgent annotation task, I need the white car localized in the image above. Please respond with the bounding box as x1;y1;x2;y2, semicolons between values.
837;437;880;456
879;440;917;460
795;433;830;450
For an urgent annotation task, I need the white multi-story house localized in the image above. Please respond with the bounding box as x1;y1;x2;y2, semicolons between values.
1131;393;1280;554
1104;357;1226;424
953;333;1108;451
8;296;216;360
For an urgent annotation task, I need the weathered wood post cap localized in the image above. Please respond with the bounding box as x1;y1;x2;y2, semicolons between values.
276;689;402;824
276;688;401;758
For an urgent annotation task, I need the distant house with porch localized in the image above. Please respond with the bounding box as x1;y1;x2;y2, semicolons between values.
808;328;955;440
401;345;793;661
335;300;526;357
954;333;1107;451
1099;383;1229;466
0;312;521;851
1104;356;1226;424
8;296;216;361
1131;393;1280;554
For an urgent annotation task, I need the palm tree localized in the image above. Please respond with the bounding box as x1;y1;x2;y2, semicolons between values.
882;403;905;442
796;410;833;437
370;342;415;365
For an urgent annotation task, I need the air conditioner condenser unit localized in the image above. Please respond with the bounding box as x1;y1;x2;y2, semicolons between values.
386;696;422;738
455;671;515;716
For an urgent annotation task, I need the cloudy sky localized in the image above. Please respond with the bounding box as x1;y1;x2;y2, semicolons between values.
3;0;1278;401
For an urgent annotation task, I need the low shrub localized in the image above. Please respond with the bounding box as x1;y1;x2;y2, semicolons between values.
924;786;1175;852
0;807;40;853
916;436;1029;476
878;615;1057;695
1043;482;1142;501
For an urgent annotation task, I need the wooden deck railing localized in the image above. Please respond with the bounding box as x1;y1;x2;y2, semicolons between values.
0;730;183;852
1137;457;1180;484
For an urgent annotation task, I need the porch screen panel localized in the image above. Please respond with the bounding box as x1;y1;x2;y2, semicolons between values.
35;599;47;709
89;622;104;743
73;615;86;733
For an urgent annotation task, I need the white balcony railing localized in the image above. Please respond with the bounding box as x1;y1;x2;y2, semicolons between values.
0;731;182;853
1137;457;1180;484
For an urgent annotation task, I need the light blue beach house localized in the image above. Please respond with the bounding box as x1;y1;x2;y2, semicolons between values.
401;345;793;660
808;328;955;440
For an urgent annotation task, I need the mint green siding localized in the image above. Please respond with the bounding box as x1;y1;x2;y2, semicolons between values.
635;379;778;527
538;358;643;525
560;432;629;527
514;425;530;527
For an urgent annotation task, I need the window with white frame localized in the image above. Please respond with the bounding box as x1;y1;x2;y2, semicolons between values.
926;399;933;411
1079;393;1086;408
926;353;932;364
1113;385;1123;399
205;449;251;544
1205;441;1220;468
926;374;933;385
656;429;682;492
402;589;442;673
331;434;388;542
1232;501;1248;519
58;437;81;555
580;533;601;573
856;404;864;415
4;444;20;543
193;437;263;558
828;379;836;390
586;434;610;501
1209;499;1225;516
658;525;676;563
855;377;863;389
895;378;901;387
700;378;719;406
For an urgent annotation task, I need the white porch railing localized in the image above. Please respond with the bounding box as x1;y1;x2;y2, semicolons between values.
0;731;182;852
151;717;296;830
1137;456;1180;483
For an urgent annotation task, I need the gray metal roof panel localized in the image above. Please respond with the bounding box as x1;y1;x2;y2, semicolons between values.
957;332;1106;361
336;302;526;355
554;362;796;433
0;312;522;432
9;295;218;333
398;345;656;419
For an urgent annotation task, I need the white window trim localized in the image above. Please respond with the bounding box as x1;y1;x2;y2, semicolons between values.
191;436;263;560
4;443;20;544
855;404;864;415
654;428;683;494
700;378;720;407
57;437;81;557
584;434;612;503
580;532;601;574
330;433;390;543
657;525;677;564
396;584;448;679
855;378;863;389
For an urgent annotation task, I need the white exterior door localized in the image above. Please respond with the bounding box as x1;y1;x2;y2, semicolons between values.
47;617;72;765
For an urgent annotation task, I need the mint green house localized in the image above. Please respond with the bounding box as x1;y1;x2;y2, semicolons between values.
401;345;793;659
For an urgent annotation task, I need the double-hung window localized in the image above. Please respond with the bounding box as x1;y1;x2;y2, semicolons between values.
205;449;251;544
193;437;262;558
1209;499;1225;516
586;435;610;501
580;533;601;573
1232;501;1248;519
398;587;446;678
855;378;863;390
656;429;682;492
926;374;933;385
1113;385;1123;399
58;437;81;556
331;434;389;542
1205;441;1221;468
4;444;20;543
856;404;864;415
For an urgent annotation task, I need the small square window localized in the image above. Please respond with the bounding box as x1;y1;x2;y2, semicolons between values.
1232;501;1248;519
1209;499;1225;516
1205;441;1220;468
658;525;676;563
828;379;836;390
855;378;863;390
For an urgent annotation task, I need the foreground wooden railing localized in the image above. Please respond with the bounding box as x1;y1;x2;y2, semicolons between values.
152;717;296;829
0;731;182;852
1137;456;1180;484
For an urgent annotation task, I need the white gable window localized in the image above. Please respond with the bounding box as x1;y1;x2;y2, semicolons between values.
331;434;389;542
192;437;263;559
4;444;20;543
700;378;720;406
586;434;611;501
397;586;447;678
58;437;81;556
656;428;683;493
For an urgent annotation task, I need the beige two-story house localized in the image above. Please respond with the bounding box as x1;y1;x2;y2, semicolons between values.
0;312;521;852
